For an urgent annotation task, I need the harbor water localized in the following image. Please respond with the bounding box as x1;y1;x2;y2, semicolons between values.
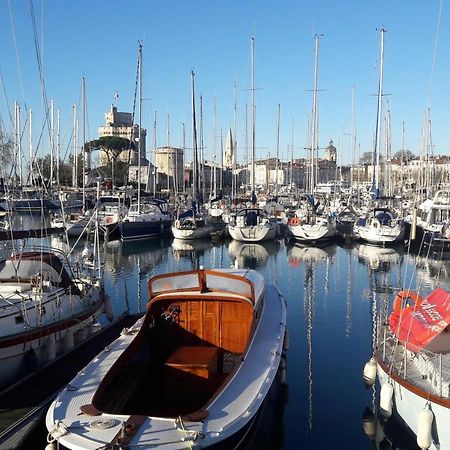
3;223;449;449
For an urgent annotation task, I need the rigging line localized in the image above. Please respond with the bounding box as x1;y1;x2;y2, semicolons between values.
28;0;52;144
0;69;14;127
427;0;443;109
125;42;142;182
8;0;27;110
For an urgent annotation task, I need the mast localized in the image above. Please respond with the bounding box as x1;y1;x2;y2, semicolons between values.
72;104;78;188
372;28;385;198
82;77;86;211
50;99;54;185
211;97;216;199
251;35;256;203
310;34;321;194
199;95;204;203
350;86;356;187
56;108;60;189
29;109;33;185
191;70;199;205
233;81;237;200
137;43;142;209
153;111;157;195
275;103;280;198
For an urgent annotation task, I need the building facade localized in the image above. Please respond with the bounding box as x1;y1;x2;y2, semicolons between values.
154;146;184;192
98;105;147;166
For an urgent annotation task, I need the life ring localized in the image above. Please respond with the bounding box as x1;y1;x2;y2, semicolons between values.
174;219;180;228
392;290;423;314
290;217;301;226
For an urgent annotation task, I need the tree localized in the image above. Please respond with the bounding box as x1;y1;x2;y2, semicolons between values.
0;130;14;178
359;151;373;165
84;136;134;165
393;149;415;163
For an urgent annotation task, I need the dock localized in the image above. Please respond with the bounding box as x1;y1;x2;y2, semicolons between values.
0;314;142;450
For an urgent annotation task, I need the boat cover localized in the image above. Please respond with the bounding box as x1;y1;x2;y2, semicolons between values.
389;287;450;352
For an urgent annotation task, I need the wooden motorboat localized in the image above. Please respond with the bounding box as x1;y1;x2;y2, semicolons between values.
46;268;287;449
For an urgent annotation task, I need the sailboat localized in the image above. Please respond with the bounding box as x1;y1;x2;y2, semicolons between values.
172;71;214;241
352;29;404;246
287;35;336;244
0;238;106;389
227;36;278;243
118;45;172;242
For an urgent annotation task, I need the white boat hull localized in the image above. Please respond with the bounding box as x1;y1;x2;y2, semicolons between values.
227;223;277;242
288;222;336;243
377;362;450;450
171;224;213;240
354;224;404;245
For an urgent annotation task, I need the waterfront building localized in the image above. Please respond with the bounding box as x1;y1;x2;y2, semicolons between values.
154;146;184;192
98;105;147;166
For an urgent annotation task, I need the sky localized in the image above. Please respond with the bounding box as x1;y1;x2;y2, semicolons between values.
0;0;449;168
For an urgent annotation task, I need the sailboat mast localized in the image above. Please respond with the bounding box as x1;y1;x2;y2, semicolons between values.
191;70;198;204
251;35;256;202
310;34;320;194
72;104;78;188
137;43;142;209
82;77;86;212
372;28;385;197
29;109;33;185
275;104;280;198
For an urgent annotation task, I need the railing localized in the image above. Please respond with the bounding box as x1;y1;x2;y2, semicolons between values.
376;322;450;398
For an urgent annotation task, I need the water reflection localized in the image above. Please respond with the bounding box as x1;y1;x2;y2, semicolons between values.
356;243;402;273
286;241;335;267
0;214;435;448
228;239;280;269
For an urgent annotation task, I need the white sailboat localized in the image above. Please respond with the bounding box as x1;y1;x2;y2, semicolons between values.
288;35;336;244
119;45;172;241
352;30;404;246
171;71;214;241
227;35;277;243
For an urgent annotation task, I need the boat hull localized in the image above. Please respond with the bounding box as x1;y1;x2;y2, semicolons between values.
227;223;277;242
404;220;450;258
354;225;404;245
288;222;336;243
171;225;213;240
0;297;104;389
120;219;171;241
377;360;450;450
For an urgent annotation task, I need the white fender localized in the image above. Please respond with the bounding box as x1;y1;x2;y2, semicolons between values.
380;382;394;419
362;407;376;440
363;357;377;386
417;404;434;450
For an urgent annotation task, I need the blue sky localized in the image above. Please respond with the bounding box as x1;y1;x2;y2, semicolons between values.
0;0;448;167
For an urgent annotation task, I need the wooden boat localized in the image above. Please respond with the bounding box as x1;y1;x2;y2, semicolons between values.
46;268;287;449
367;287;450;450
0;246;105;389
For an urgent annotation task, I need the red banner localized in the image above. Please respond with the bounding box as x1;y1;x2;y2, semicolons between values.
389;288;450;352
